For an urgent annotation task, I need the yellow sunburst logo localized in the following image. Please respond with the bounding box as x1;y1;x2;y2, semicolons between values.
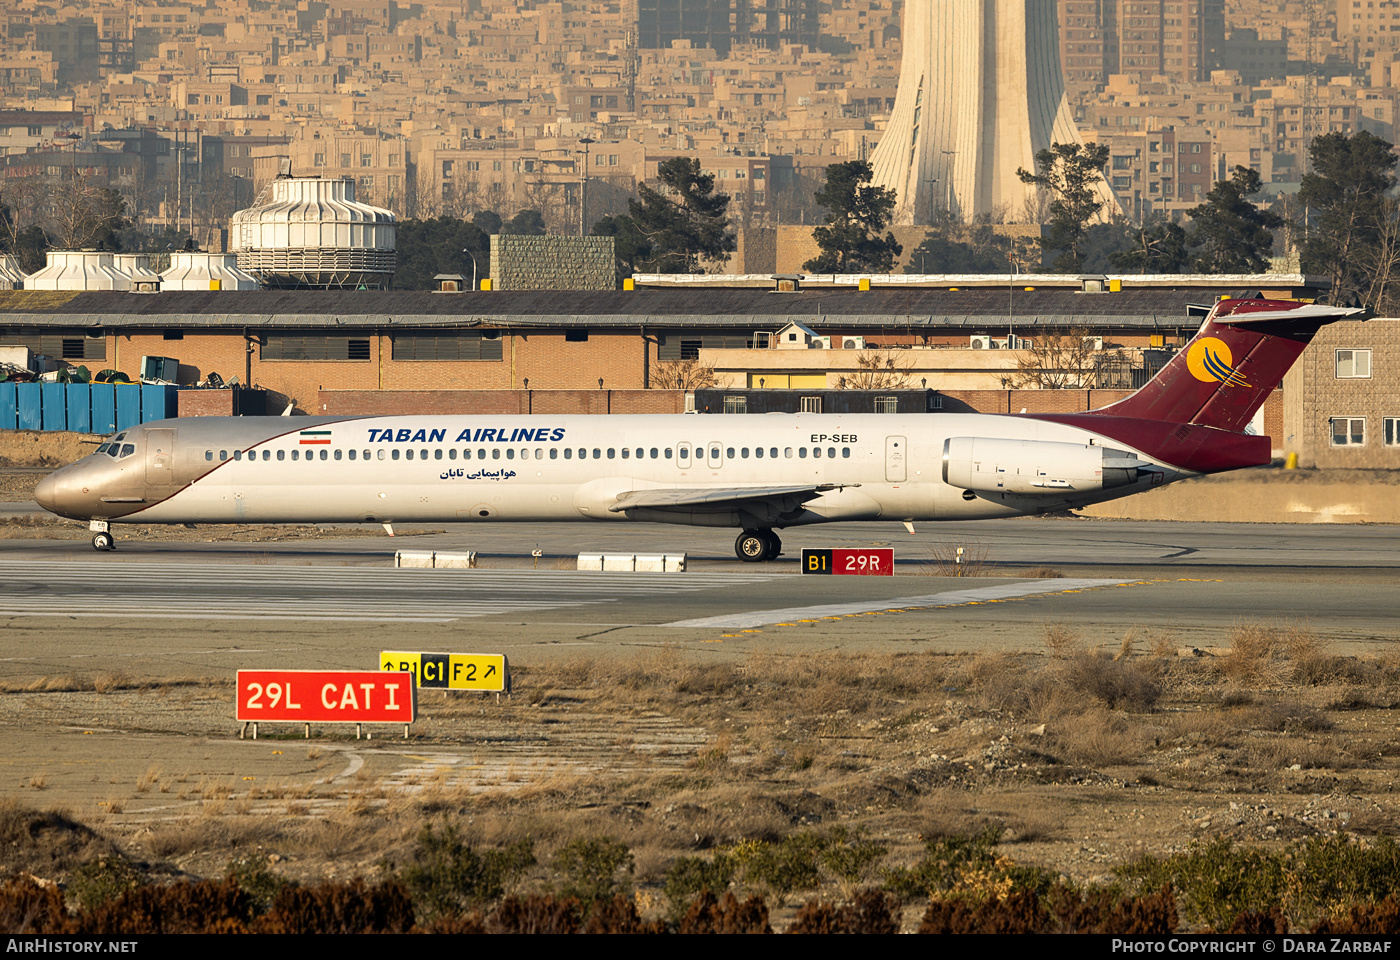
1186;337;1250;387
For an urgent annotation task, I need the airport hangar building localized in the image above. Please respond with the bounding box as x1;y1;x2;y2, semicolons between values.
0;273;1388;468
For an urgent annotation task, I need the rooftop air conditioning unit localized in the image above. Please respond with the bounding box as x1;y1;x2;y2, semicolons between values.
990;337;1010;349
969;335;992;349
842;336;865;350
810;336;832;349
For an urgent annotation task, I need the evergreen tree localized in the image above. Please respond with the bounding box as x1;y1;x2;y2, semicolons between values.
593;158;734;275
1187;166;1281;273
1016;142;1112;272
392;217;491;290
804;160;902;273
903;211;1011;273
1299;131;1398;304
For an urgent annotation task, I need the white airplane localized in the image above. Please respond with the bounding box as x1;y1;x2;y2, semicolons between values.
34;297;1361;561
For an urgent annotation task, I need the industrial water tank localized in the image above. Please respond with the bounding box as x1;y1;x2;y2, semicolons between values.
0;254;25;290
160;252;260;291
230;175;396;289
25;251;130;290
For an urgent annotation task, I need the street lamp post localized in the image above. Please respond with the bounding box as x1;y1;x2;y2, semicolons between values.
462;248;478;292
578;137;595;237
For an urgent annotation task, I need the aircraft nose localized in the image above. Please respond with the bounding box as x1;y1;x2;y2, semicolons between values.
33;472;58;513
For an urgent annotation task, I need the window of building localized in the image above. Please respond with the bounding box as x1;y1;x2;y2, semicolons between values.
1336;348;1372;378
723;396;748;414
874;396;898;414
1386;417;1400;446
1331;417;1366;445
564;329;589;342
800;397;822;413
391;331;504;361
262;334;371;361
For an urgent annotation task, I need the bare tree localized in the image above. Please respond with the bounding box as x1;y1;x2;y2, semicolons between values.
1003;327;1122;389
836;350;915;389
49;174;129;249
650;358;717;389
1360;196;1400;315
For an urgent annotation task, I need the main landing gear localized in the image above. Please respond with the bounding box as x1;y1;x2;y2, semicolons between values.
735;529;781;563
90;522;115;552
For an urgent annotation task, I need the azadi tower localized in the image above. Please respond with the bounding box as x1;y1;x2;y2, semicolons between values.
869;1;1119;224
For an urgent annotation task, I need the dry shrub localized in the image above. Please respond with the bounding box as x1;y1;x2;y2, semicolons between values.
1310;895;1400;934
0;799;118;878
1042;623;1081;660
1047;708;1148;767
1246;736;1353;771
925;541;993;577
787;889;900;934
81;878;253;934
256;878;415;934
918;885;1177;934
91;672;130;695
0;876;69;934
1221;622;1330;686
135;766;161;794
676;890;771;934
1064;654;1161;711
487;894;582;934
1027;566;1065;579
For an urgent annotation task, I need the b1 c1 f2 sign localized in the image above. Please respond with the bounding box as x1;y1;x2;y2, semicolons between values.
800;548;894;576
236;671;417;724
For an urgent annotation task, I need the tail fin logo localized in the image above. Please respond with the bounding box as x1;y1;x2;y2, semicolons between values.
1186;337;1251;387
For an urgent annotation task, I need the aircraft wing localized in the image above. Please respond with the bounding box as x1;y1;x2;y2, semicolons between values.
607;484;850;513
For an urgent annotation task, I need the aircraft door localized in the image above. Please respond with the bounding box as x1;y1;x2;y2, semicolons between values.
145;428;176;486
707;442;723;469
885;436;907;482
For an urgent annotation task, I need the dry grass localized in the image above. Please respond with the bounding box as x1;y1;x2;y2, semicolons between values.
1219;621;1329;686
11;637;1400;907
1041;622;1082;659
924;541;994;577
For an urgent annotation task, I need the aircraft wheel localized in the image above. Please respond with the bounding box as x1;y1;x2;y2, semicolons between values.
92;532;115;552
735;530;771;563
765;531;782;560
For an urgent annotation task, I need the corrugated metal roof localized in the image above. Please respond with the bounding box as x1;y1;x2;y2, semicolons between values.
0;286;1248;329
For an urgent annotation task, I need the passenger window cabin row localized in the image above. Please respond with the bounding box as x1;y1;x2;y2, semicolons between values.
203;446;856;463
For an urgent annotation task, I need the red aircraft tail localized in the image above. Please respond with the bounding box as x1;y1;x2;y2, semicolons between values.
1086;298;1365;432
1029;298;1366;474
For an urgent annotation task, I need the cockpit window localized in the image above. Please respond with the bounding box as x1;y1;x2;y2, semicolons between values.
118;444;136;458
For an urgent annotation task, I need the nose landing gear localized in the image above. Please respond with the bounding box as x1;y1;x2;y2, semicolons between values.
735;529;781;563
89;522;115;552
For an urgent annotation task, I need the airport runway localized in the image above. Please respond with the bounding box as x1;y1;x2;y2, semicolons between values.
1;518;1398;679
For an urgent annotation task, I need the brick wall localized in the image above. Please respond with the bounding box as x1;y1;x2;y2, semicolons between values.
318;389;686;416
1285;319;1400;468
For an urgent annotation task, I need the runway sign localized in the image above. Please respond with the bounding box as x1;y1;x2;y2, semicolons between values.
801;548;894;576
379;651;511;692
237;670;416;723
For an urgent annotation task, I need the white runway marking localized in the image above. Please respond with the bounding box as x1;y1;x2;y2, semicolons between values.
0;560;778;623
664;578;1138;629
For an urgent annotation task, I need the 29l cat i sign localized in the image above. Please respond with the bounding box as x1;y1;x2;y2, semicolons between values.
236;670;417;723
801;548;894;576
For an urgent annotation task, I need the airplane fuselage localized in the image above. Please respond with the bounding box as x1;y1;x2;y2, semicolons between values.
34;411;1187;530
